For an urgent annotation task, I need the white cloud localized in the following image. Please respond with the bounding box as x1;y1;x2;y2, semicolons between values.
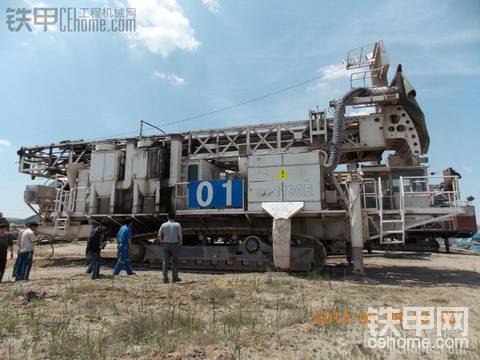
202;0;221;13
0;139;12;152
318;64;349;80
153;70;185;86
122;0;200;57
307;63;350;97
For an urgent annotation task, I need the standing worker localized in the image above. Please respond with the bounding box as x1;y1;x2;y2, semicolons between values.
158;212;182;283
17;222;39;281
112;219;135;276
86;221;107;279
0;223;14;283
12;226;26;280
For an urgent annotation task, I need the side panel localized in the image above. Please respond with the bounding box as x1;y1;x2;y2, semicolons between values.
358;116;386;148
247;152;322;212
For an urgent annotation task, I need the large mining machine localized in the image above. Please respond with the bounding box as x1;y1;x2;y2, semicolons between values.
17;41;476;272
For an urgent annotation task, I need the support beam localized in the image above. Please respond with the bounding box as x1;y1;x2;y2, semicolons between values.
169;135;184;187
262;202;304;270
347;173;365;276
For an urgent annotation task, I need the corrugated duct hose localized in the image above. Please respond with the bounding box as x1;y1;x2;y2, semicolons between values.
323;87;371;209
324;87;372;172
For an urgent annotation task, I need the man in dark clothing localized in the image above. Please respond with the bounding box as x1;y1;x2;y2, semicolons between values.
0;223;14;282
85;221;107;279
12;226;25;280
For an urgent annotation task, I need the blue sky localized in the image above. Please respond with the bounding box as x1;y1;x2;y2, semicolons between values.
0;0;479;219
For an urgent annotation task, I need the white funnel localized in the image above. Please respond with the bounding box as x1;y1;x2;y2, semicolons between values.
262;202;304;219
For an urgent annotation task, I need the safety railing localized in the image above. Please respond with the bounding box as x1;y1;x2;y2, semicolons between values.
399;176;460;209
350;67;384;89
361;178;396;211
367;175;462;244
344;43;375;70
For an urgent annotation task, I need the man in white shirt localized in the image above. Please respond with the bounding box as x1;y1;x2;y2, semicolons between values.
158;213;182;284
17;222;39;281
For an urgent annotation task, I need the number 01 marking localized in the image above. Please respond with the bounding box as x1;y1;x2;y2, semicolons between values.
195;180;233;207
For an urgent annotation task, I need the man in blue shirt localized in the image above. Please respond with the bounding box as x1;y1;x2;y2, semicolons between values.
112;219;134;276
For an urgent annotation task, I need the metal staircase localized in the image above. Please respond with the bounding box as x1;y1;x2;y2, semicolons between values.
373;177;405;244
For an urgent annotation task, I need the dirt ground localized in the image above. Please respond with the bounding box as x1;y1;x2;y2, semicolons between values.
0;243;479;360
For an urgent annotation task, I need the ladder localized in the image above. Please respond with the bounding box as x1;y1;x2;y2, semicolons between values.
54;216;68;238
377;177;405;244
53;179;72;239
